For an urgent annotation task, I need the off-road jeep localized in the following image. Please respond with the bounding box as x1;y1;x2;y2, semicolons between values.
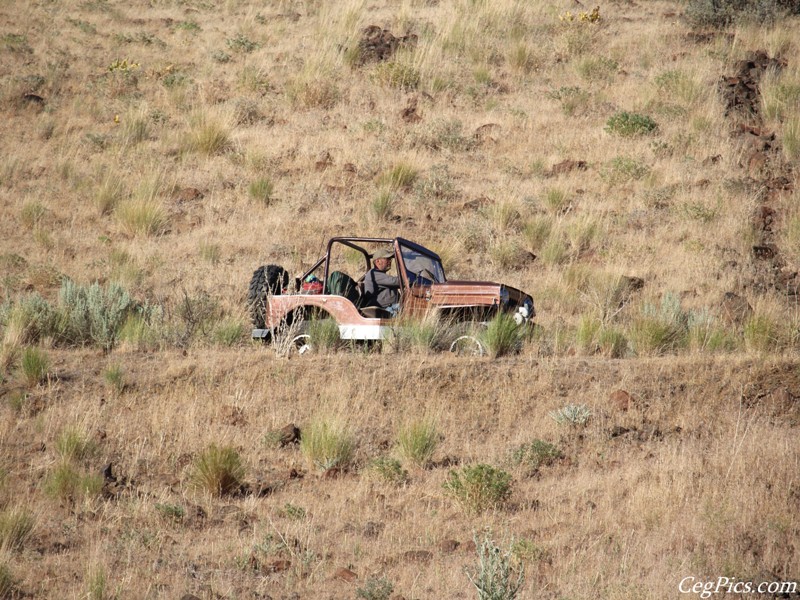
248;236;535;354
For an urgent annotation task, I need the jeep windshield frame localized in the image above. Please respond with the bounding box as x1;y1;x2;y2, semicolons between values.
397;238;446;286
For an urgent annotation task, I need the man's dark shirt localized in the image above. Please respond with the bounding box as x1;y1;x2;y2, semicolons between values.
364;269;400;307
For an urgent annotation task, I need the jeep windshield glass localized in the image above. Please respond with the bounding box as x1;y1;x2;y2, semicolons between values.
399;244;446;284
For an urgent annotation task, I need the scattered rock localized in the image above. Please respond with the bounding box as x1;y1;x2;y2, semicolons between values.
438;539;460;553
333;567;358;582
752;205;775;233
315;151;334;171
363;521;385;538
221;405;247;427
355;26;417;65
462;539;477;554
473;123;501;143
547;159;587;176
462;196;491;211
609;425;632;438
702;154;722;166
609;390;633;412
265;559;291;573
752;244;778;260
180;595;202;600
278;423;301;446
22;93;45;106
174;187;204;203
403;550;433;562
400;96;422;123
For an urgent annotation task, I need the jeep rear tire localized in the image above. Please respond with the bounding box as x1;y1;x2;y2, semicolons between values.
248;265;288;329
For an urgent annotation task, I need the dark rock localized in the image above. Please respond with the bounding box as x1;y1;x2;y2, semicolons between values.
752;244;778;260
355;26;417;65
265;559;291;573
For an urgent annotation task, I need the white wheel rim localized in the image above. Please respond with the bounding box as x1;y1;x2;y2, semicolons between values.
449;335;485;356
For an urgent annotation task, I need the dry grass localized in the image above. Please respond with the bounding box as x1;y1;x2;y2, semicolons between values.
1;0;799;596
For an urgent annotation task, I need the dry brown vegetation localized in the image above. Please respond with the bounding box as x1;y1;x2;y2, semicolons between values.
1;0;800;598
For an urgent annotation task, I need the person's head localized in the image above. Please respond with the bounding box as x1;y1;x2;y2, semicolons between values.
373;248;394;272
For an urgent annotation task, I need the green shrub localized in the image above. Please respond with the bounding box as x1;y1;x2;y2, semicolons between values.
191;444;245;496
605;112;658;137
373;61;420;90
226;33;259;53
482;312;526;358
86;566;107;600
45;462;103;502
509;440;562;471
368;457;409;485
248;178;274;205
2;293;58;344
300;419;354;473
155;502;186;522
685;0;799;26
467;532;525;600
549;403;592;426
628;293;689;355
58;280;136;350
396;419;438;468
20;346;49;386
0;506;35;551
356;577;394;600
600;156;650;185
280;503;306;521
213;319;244;346
443;464;513;513
199;242;221;265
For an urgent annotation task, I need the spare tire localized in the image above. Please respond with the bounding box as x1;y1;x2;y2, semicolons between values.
248;265;288;328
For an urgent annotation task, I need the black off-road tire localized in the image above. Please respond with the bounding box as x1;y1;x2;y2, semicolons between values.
248;265;288;329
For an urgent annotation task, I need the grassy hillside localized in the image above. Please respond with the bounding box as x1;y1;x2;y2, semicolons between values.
1;0;799;598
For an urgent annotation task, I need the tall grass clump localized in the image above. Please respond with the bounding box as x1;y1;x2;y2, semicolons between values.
443;464;513;514
396;419;438;468
0;562;13;598
482;312;527;358
55;427;95;463
184;110;232;155
376;163;418;191
0;506;35;551
467;532;525;600
300;419;354;473
605;111;658;137
116;198;168;237
190;444;246;496
248;178;274;205
94;174;126;215
44;462;103;503
20;201;46;230
20;346;49;386
743;311;783;353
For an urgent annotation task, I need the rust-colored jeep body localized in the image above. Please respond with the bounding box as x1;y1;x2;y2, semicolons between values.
250;237;534;342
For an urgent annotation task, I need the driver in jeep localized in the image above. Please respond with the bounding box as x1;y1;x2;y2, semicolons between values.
364;248;401;314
